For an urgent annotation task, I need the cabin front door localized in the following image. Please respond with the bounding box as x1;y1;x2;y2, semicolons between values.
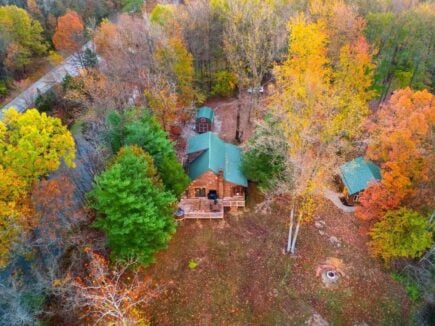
207;190;218;200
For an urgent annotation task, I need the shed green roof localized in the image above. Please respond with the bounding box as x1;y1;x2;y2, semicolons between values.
187;132;248;187
196;106;214;122
339;157;381;196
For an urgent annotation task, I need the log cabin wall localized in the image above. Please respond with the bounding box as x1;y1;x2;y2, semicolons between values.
223;179;244;197
187;170;219;198
186;170;245;199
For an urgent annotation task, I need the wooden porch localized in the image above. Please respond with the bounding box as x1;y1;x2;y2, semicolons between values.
177;196;245;219
222;196;245;208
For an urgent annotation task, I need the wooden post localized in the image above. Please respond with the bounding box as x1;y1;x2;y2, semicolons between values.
286;207;294;253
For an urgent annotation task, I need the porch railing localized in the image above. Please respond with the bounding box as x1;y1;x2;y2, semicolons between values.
178;196;245;219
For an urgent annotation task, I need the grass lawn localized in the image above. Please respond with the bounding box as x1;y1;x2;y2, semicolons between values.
143;196;410;325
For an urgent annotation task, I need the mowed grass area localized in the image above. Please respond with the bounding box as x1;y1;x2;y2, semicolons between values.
145;197;410;325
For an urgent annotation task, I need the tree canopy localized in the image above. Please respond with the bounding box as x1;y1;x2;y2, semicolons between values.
89;146;177;265
369;208;433;263
273;12;374;205
52;10;84;53
107;108;189;198
365;3;435;98
0;108;75;267
356;88;435;221
0;108;76;182
241;116;292;192
0;5;47;73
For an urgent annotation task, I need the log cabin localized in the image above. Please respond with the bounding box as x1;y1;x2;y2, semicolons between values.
338;157;381;206
178;132;248;219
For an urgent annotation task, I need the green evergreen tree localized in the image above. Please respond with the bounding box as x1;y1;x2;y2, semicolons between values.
34;89;56;113
107;108;189;197
89;146;177;265
82;48;98;68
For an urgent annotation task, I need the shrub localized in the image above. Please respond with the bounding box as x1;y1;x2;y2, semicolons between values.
188;259;198;270
369;208;433;263
391;273;422;303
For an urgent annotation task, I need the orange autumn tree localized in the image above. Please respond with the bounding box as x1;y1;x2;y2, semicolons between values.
32;176;78;237
356;88;435;221
53;11;84;54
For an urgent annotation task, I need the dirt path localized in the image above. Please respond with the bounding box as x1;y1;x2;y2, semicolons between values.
205;94;260;144
323;189;355;213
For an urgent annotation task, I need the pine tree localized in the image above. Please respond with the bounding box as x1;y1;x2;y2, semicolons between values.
89;146;177;265
107;108;189;197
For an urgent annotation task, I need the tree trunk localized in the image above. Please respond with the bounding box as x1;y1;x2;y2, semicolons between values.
290;212;302;254
379;45;399;104
235;100;242;144
286;207;294;253
247;92;260;124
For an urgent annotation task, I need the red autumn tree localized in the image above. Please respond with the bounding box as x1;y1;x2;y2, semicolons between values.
53;11;84;53
356;88;435;221
356;183;402;221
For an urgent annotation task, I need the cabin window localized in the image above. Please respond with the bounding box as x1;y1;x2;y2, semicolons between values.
194;188;206;197
231;186;244;196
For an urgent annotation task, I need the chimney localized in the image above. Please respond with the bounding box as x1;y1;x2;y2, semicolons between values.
217;169;224;198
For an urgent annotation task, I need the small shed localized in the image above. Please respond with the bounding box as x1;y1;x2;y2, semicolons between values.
339;157;381;205
195;106;214;133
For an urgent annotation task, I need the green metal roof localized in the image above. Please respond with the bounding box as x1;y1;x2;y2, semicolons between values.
339;157;381;196
196;106;214;122
187;132;248;187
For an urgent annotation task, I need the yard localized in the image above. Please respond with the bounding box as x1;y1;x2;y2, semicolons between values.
146;95;411;325
143;195;410;325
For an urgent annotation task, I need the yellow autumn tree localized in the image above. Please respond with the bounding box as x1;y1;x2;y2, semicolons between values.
155;37;197;106
0;108;75;267
330;36;375;138
0;165;29;267
0;108;76;182
273;13;374;253
274;14;331;193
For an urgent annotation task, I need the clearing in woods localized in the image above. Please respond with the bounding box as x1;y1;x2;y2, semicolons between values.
145;196;409;325
146;96;410;325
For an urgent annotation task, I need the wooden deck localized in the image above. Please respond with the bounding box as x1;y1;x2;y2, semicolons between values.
222;196;245;208
178;196;245;219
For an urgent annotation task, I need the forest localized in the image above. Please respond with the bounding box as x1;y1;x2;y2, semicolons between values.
0;0;434;325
